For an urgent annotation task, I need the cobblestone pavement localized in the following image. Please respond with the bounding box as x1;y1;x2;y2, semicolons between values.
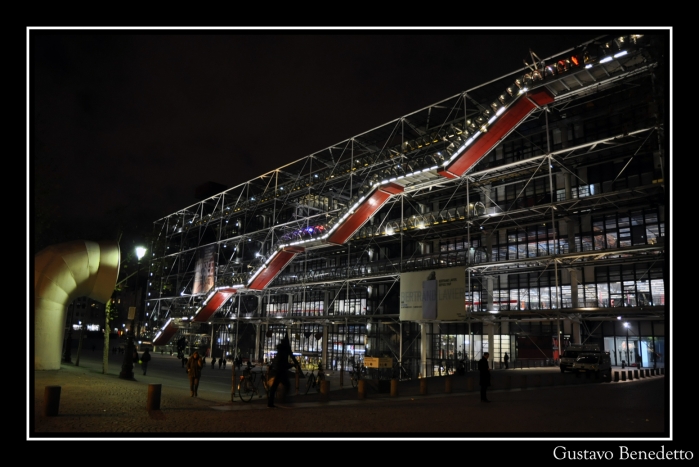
31;351;669;439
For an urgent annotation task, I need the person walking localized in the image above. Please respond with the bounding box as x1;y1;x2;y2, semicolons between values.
141;348;151;375
222;357;227;369
187;350;203;397
267;334;300;408
211;357;216;369
219;357;223;369
504;352;510;369
478;352;491;403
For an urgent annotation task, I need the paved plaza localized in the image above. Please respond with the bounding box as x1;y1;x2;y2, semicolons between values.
30;350;670;439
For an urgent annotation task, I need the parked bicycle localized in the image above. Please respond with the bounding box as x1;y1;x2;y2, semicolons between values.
238;363;267;402
392;361;412;381
305;363;325;394
349;363;366;388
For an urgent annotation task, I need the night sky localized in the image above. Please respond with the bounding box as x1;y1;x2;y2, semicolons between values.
31;28;619;249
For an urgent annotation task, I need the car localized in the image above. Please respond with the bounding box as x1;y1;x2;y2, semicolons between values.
559;344;601;372
571;351;612;379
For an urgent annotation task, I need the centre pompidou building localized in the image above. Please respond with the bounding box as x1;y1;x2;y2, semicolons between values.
146;33;667;378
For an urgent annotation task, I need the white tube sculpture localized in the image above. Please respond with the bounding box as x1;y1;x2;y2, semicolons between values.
34;240;120;370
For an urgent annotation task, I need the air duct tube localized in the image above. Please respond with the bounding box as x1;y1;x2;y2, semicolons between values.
34;240;120;370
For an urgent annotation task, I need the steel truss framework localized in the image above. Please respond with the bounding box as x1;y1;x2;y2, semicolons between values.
145;33;667;363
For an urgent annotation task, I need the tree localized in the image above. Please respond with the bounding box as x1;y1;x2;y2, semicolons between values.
102;296;119;374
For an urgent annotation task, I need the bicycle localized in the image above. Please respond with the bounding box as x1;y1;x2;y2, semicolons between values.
349;364;366;388
238;366;266;402
304;366;325;394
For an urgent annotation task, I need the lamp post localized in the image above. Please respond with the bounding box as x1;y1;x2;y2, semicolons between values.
119;246;147;380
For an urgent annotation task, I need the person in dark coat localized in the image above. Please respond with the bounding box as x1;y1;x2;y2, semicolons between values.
504;352;510;369
478;352;491;402
267;335;300;408
141;348;151;375
219;357;223;369
211;357;216;369
187;350;203;397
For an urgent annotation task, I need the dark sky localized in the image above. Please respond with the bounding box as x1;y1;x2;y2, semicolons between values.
31;28;617;247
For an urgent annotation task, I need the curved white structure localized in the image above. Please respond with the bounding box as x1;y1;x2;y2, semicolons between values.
34;240;120;370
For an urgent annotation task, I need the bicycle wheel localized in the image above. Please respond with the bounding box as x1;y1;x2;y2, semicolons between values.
305;374;316;395
238;377;254;402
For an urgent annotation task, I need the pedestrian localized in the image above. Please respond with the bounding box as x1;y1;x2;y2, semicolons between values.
236;355;242;371
478;352;491;403
181;355;186;368
141;348;151;375
211;357;216;369
219;357;223;369
187;350;203;397
267;334;300;408
504;352;510;369
222;357;227;369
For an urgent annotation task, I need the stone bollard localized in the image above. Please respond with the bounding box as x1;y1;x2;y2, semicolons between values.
420;378;428;395
621;371;627;381
614;371;619;382
445;376;452;394
639;369;645;378
357;379;366;399
44;386;61;417
391;378;399;397
645;369;650;377
466;375;474;391
147;384;162;411
627;370;633;380
320;380;330;401
634;369;639;379
651;368;655;376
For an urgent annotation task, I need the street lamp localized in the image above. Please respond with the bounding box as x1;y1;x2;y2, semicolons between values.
119;246;147;380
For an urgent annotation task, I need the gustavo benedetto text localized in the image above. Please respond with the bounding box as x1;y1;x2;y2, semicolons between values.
553;446;693;460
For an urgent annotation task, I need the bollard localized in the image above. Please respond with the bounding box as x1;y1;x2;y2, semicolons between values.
651;368;655;376
390;378;399;397
320;380;330;401
660;368;665;375
445;376;452;394
44;386;61;417
627;370;633;380
465;375;474;392
639;369;645;378
147;384;162;411
621;371;627;381
645;369;650;377
614;371;619;382
357;379;366;399
504;375;512;390
634;369;639;379
419;378;428;395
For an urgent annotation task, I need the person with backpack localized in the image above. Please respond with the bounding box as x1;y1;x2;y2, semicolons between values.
267;334;300;408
